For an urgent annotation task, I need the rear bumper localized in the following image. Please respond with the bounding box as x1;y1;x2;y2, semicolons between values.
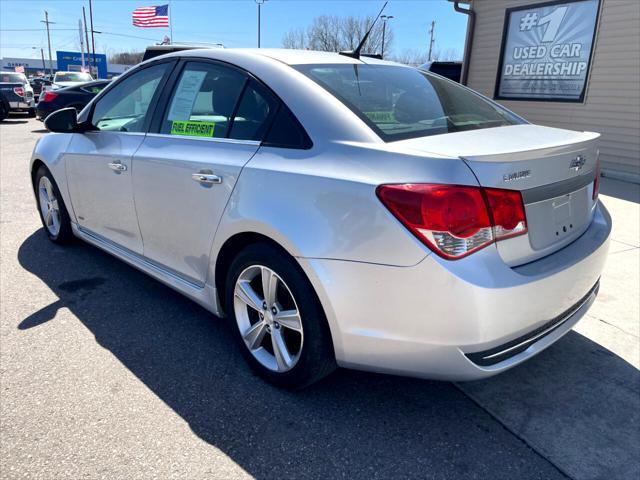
299;202;611;381
9;100;34;110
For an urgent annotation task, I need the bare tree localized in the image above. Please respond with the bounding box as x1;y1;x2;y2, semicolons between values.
389;49;428;66
108;50;144;65
389;46;462;66
282;28;307;50
431;47;462;62
282;14;393;55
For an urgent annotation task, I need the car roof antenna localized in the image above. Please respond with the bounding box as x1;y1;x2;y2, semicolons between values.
339;1;388;60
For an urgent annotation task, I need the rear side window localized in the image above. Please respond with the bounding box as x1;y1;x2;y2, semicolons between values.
263;105;312;149
161;61;247;138
228;80;277;141
81;83;108;94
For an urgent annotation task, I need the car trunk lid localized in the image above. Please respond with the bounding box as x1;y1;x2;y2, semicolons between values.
394;124;600;266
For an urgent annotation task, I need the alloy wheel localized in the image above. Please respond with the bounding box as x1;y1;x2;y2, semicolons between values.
233;265;304;372
38;176;61;236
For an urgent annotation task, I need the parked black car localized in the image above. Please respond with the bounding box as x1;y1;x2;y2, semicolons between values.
418;61;463;83
36;80;110;121
29;77;52;101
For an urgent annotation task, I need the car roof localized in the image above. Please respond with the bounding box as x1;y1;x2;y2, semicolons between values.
160;47;404;67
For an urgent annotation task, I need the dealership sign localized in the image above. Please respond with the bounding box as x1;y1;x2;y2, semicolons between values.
495;0;600;102
56;50;108;79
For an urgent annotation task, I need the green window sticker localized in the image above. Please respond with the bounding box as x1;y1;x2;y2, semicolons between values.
170;120;215;137
364;111;396;123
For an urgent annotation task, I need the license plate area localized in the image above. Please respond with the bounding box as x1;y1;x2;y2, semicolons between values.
525;185;593;251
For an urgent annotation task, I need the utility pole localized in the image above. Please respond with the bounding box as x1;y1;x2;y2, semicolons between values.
380;15;394;59
40;48;46;73
255;0;267;48
41;10;55;77
428;20;435;62
89;0;97;77
83;7;92;74
79;18;85;71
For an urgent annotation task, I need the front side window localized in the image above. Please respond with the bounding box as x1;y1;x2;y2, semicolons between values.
161;62;246;138
296;64;523;142
91;63;170;132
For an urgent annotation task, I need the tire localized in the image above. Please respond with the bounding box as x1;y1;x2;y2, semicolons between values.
27;108;36;118
34;165;74;244
225;243;336;389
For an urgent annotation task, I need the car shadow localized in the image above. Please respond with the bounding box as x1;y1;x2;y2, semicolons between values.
31;128;48;133
1;119;29;125
17;229;638;479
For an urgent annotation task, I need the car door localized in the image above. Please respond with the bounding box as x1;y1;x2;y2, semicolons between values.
132;60;278;285
65;61;174;254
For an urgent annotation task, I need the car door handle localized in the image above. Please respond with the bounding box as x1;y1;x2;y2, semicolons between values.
108;162;127;173
191;173;222;185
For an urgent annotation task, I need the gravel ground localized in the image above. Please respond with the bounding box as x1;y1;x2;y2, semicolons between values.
1;116;638;479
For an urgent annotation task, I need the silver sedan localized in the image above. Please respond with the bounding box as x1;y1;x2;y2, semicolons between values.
31;49;611;388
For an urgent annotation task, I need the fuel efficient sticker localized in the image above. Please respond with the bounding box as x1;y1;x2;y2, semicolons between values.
170;120;215;137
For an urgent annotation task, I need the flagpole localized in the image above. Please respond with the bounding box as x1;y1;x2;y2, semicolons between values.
169;1;173;44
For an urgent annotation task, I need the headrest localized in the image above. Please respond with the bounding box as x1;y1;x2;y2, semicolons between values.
393;89;444;124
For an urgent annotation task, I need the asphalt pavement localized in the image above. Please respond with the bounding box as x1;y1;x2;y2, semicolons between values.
1;116;638;480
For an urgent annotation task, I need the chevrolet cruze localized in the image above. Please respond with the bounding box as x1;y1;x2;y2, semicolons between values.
31;49;611;388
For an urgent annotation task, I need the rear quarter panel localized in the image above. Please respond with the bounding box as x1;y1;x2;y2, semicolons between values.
209;140;481;269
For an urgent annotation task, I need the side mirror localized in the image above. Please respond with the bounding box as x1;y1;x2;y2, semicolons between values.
44;108;81;133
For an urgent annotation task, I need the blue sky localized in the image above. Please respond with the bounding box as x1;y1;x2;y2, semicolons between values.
0;0;468;61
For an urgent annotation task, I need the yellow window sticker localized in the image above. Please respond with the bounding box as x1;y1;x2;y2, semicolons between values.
170;121;215;137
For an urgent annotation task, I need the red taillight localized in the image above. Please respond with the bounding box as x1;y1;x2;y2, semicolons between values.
483;188;528;240
41;91;58;103
377;184;528;260
593;155;601;201
13;86;24;97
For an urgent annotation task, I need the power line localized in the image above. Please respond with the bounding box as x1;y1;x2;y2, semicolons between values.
0;28;77;31
98;31;159;41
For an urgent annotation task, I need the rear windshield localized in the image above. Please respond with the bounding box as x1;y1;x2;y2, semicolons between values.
295;64;523;142
0;73;26;83
54;72;93;83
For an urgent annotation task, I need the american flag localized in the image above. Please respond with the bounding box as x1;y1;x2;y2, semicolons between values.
132;4;170;28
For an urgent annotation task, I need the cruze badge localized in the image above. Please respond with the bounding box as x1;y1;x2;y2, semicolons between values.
570;155;586;172
503;169;531;182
